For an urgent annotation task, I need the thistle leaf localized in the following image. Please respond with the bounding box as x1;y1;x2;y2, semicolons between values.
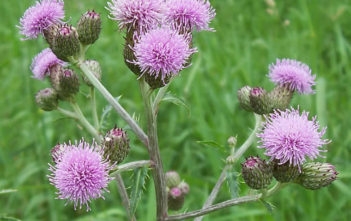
130;167;149;215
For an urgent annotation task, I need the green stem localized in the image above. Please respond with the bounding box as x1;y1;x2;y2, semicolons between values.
76;60;148;146
139;78;168;221
69;101;101;143
167;182;286;221
195;114;262;221
110;160;152;176
90;87;100;130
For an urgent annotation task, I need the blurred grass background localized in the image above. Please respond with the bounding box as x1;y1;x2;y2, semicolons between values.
1;0;351;220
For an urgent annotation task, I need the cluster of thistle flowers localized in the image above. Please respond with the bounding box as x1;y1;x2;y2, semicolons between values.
165;171;190;211
238;59;338;190
19;0;215;211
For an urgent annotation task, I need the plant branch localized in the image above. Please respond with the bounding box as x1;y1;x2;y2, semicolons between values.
90;87;100;130
110;160;152;175
195;114;262;221
115;174;136;221
139;78;168;221
76;59;148;146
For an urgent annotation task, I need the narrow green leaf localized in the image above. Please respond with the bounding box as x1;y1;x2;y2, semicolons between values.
226;171;239;198
0;189;17;195
197;140;226;152
161;93;189;114
260;199;275;213
130;167;149;215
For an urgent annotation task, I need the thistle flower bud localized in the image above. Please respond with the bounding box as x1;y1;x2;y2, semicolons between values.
237;86;254;112
35;88;58;111
51;143;67;164
48;24;81;61
168;187;185;211
249;87;271;115
77;10;101;45
295;162;338;190
272;160;300;183
102;127;130;164
241;156;273;189
268;85;294;111
165;171;181;188
50;65;80;100
82;60;102;86
178;181;190;195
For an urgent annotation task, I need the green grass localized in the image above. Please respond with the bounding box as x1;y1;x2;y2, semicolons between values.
1;0;351;220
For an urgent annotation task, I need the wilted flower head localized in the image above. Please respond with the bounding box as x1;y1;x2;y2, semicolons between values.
133;27;197;82
268;58;315;94
18;0;65;39
49;140;113;211
31;48;66;79
257;108;329;168
163;0;216;32
107;0;163;33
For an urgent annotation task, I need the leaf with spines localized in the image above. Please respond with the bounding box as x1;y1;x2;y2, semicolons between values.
226;170;239;198
130;167;149;216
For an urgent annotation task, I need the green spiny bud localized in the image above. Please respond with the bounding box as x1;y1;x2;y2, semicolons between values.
50;65;80;100
249;87;272;115
237;86;254;112
268;85;294;111
82;60;102;86
77;10;101;45
272;160;300;183
165;171;181;188
35;88;58;111
241;156;273;189
168;187;185;211
102;127;130;164
295;162;338;190
50;24;81;61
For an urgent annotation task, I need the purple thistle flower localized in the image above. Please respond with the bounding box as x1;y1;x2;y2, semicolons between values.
107;0;163;33
31;48;66;80
48;140;113;211
268;58;316;94
257;108;329;168
132;27;197;82
18;0;65;39
163;0;216;32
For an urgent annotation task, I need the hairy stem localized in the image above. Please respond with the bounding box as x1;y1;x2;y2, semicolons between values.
140;78;168;220
195;114;262;221
76;60;148;146
115;174;136;221
90;87;100;130
111;160;152;175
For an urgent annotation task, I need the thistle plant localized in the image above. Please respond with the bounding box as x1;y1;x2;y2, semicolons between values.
18;0;338;220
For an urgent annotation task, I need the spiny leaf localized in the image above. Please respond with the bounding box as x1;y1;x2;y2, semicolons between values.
260;199;275;213
161;93;189;114
226;170;239;198
130;167;149;215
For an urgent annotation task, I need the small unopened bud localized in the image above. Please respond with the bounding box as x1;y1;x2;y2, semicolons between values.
168;187;185;211
268;85;294;111
295;162;338;190
77;10;101;45
82;60;102;86
51;143;67;164
49;24;81;61
237;86;254;112
249;87;271;115
272;160;300;183
102;127;130;164
178;181;190;195
241;156;273;189
50;66;80;100
35;88;58;111
165;171;181;188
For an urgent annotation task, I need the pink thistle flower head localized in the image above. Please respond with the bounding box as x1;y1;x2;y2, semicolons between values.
268;58;316;94
18;0;65;39
257;108;329;169
163;0;216;32
48;140;113;211
31;48;66;80
107;0;163;33
132;27;197;82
